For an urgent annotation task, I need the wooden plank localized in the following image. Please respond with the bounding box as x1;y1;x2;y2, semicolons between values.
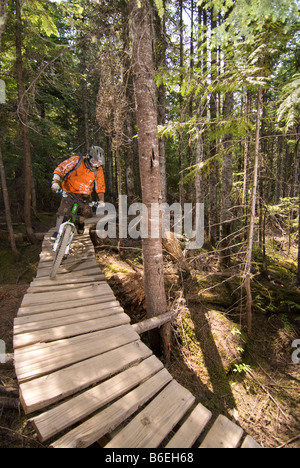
38;249;95;262
14;312;130;348
84;216;101;226
20;341;152;414
38;251;95;264
36;261;98;276
165;403;212;448
241;435;261;448
27;281;106;293
20;283;113;307
38;255;96;265
51;368;173;448
15;321;138;365
105;380;195;448
14;304;122;333
14;324;139;382
17;294;116;316
199;415;244;448
30;273;105;287
32;355;164;442
41;235;93;248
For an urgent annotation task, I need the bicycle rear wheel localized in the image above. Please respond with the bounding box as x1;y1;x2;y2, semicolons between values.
50;224;73;279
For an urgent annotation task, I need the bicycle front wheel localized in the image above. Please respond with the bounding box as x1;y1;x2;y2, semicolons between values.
50;224;73;279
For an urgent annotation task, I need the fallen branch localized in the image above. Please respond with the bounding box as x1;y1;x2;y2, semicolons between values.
246;368;288;420
132;310;178;335
276;433;300;449
0;425;45;447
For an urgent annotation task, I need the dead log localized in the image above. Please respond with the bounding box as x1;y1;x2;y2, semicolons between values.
0;396;20;410
132;310;178;335
0;353;14;369
0;230;45;244
162;231;190;273
0;385;19;398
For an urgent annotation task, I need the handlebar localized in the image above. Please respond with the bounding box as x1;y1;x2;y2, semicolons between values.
55;189;101;208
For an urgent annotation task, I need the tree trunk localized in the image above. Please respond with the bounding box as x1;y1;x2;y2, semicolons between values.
219;91;234;267
178;0;184;208
0;0;8;50
0;140;18;256
195;5;207;206
15;0;36;244
242;91;251;228
244;86;263;336
297;188;300;286
129;0;168;360
0;2;15;254
155;0;167;203
296;136;300;286
125;110;137;204
208;8;218;245
81;48;90;154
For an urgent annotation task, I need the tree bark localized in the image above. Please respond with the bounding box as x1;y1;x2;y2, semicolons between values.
242;91;251;229
195;5;207;206
81;45;90;154
0;140;18;255
132;310;178;335
125;110;137;204
155;0;167;203
296;136;300;286
15;0;36;244
129;0;168;360
244;86;263;336
178;0;184;207
0;0;8;49
297;189;300;286
208;8;218;245
0;397;20;410
219;91;234;267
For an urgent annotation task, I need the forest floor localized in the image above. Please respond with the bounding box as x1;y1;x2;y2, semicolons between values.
0;217;299;448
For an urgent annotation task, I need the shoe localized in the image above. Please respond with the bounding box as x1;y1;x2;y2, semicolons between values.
51;231;58;242
77;223;85;235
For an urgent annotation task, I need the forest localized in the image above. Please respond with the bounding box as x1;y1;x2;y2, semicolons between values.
0;0;299;449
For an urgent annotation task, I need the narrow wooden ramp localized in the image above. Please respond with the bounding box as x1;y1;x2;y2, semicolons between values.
13;228;261;449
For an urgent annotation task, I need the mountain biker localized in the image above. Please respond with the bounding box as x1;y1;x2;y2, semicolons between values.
51;146;105;241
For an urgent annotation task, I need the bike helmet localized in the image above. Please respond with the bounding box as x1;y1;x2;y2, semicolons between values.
86;146;105;169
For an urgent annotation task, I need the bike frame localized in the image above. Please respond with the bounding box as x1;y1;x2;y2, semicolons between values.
52;194;79;255
50;191;98;279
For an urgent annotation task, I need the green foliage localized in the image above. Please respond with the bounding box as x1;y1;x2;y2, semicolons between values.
0;0;299;226
233;363;252;374
0;0;104;211
22;0;59;37
268;197;299;232
154;0;164;18
284;301;300;313
277;73;300;132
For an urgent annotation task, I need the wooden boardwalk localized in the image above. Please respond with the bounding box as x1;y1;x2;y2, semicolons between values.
13;228;261;449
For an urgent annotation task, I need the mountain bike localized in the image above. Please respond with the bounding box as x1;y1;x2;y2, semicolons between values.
50;191;98;279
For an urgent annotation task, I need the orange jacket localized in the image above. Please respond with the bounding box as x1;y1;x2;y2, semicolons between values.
54;156;105;195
